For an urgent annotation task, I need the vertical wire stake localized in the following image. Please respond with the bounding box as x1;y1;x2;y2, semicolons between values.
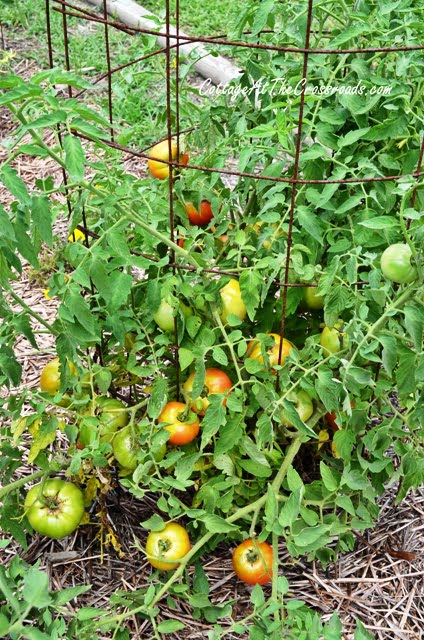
103;0;114;141
277;0;315;382
165;0;180;397
45;0;54;68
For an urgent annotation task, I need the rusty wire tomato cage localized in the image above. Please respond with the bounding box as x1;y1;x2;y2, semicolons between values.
46;0;424;376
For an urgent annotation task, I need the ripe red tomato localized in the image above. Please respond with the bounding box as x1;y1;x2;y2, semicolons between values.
184;199;214;227
24;479;85;539
232;539;273;585
219;279;246;324
319;322;349;356
247;333;295;368
39;358;76;395
182;367;232;415
157;401;200;445
380;243;417;284
147;139;189;180
145;522;191;571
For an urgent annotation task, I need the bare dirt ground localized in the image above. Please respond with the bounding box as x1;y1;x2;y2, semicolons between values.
1;20;423;640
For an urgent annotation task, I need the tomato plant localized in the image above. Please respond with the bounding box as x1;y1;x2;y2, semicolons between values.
182;368;233;414
1;1;424;637
380;243;418;284
232;539;273;585
157;401;200;445
24;479;85;539
145;522;191;571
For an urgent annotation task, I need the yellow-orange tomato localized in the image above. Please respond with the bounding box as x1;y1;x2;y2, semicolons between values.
40;358;76;395
147;139;189;180
247;333;295;368
182;367;232;415
157;401;200;446
145;522;191;571
232;539;273;585
219;279;246;324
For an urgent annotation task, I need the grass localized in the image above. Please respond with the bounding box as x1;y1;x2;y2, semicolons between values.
1;0;247;147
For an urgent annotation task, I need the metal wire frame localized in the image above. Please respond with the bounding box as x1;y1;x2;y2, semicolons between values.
45;0;423;368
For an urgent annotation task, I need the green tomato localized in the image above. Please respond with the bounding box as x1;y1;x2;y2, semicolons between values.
303;286;324;310
112;426;138;471
280;390;314;426
153;299;193;332
79;397;130;447
113;426;167;473
96;396;129;442
320;323;349;356
24;479;85;539
380;243;417;284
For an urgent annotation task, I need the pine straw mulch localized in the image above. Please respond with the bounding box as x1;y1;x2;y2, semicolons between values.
1;21;424;640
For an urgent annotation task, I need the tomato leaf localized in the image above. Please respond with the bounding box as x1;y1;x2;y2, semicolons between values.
0;166;31;205
63;133;85;182
315;367;341;412
147;377;168;420
195;514;238;534
157;620;186;633
320;462;339;492
396;344;416;397
31;195;53;248
179;348;194;371
278;488;303;528
240;270;261;321
200;396;226;449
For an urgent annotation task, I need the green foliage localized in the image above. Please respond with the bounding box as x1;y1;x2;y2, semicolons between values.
0;552;91;638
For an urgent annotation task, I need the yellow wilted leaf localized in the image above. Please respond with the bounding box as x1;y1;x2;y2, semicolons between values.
28;426;57;463
318;429;330;451
79;512;91;525
84;477;99;505
104;530;125;558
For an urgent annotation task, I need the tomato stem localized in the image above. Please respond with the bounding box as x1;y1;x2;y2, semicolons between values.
0;468;53;501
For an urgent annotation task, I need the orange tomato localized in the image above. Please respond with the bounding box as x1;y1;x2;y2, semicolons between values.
147;140;189;180
247;333;295;368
